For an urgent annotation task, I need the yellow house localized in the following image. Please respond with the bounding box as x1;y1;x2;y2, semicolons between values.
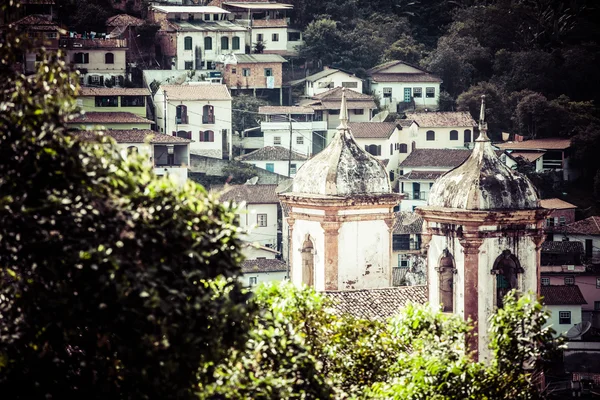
76;87;150;118
68;111;154;130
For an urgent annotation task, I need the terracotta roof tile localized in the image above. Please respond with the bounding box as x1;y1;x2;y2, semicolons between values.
510;151;545;162
399;148;505;168
348;122;397;139
251;19;288;27
160;84;231;100
371;72;441;83
564;216;600;235
404;111;476;128
233;53;287;63
398;170;446;180
540;198;577;210
69;112;153;124
397;119;414;128
78;87;150;96
541;285;587;305
393;212;423;234
11;15;60;31
241;258;287;273
73;129;191;144
106;14;145;27
259;106;314;114
542;241;584;254
304;68;355;82
367;60;430;75
324;286;428;321
314;87;372;100
219;184;280;204
495;138;571;150
237;146;308;161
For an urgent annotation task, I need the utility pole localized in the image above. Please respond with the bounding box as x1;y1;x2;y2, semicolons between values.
287;113;293;177
163;89;167;135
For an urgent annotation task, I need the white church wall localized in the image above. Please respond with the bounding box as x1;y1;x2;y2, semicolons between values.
427;233;465;317
337;219;391;290
291;219;325;290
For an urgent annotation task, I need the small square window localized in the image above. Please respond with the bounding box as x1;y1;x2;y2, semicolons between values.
296;136;304;145
231;67;237;74
413;88;422;98
399;254;409;268
541;277;550;286
559;311;571;324
242;68;251;77
290;163;297;175
249;276;257;286
274;136;281;145
257;214;267;227
565;276;575;285
272;33;279;42
383;87;392;98
264;68;273;77
595;301;600;311
426;87;435;98
184;61;193;70
426;130;435;141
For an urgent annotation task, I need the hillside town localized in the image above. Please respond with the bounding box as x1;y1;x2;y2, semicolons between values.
2;0;600;398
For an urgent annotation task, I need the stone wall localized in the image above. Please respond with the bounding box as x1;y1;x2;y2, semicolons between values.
221;62;283;89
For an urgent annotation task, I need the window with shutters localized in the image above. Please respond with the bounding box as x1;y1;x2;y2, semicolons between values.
105;52;114;64
221;36;229;50
257;33;263;42
95;96;118;107
426;130;435;141
176;105;188;124
450;130;458;140
290;163;297;175
202;105;215;124
177;130;191;139
232;36;240;50
184;36;193;50
73;52;89;64
204;37;212;50
399;143;408;153
198;130;215;142
365;144;381;156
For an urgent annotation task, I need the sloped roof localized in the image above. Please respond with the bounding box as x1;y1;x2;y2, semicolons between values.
78;87;150;96
241;258;287;273
400;148;506;168
237;146;308;161
398;170;446;180
219;183;280;204
367;60;428;75
160;84;231;100
11;14;60;31
324;286;428;321
397;119;415;128
69;112;153;124
234;53;287;63
404;111;476;128
304;68;356;82
348;122;397;139
540;198;577;210
541;285;587;306
370;72;441;83
73;129;191;144
259;106;313;115
564;216;600;236
251;19;289;27
542;241;584;254
510;151;545;162
314;87;372;100
393;212;423;234
106;14;145;27
496;138;571;151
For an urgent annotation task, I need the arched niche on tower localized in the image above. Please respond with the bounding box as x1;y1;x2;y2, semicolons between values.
491;250;524;308
435;249;456;312
301;235;315;287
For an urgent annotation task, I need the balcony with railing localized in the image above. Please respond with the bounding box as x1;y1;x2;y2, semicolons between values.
405;191;427;201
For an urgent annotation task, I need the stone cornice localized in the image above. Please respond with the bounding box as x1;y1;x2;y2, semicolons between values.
417;206;550;227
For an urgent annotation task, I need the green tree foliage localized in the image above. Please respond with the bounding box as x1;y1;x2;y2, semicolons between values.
0;26;253;400
232;94;269;134
384;34;427;65
299;18;344;68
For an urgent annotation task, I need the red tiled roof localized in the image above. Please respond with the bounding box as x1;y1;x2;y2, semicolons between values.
510;151;545;162
259;106;314;115
11;14;60;31
219;183;280;204
241;258;287;273
314;87;372;100
252;19;288;28
393;212;423;234
540;198;577;210
398;170;447;180
541;285;587;305
404;111;475;128
367;60;429;75
370;72;441;83
237;146;308;161
106;14;145;27
69;112;153;124
349;122;397;139
324;286;428;321
542;241;583;254
72;129;191;144
160;84;231;100
78;87;150;96
399;148;505;168
564;216;600;236
495;138;571;151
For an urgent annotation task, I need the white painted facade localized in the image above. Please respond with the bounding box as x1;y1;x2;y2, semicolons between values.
174;29;247;70
153;84;232;159
241;270;287;287
236;203;279;249
544;304;583;337
242;159;306;177
305;70;363;97
426;225;539;361
354;130;401;188
262;122;318;156
252;27;291;52
67;47;128;85
400;122;474;152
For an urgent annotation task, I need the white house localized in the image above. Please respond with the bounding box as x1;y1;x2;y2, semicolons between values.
73;129;191;186
402;111;477;152
219;183;281;250
153;83;232;159
236;146;308;177
367;60;442;113
150;5;247;70
240;258;287;287
348;122;402;189
541;285;587;337
258;105;327;157
298;67;363;97
562;216;600;264
391;212;426;287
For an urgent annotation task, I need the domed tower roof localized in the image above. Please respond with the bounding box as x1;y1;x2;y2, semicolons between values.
291;89;391;197
427;97;539;210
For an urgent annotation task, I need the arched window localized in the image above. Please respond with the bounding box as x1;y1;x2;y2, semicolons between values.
199;130;214;142
492;250;524;308
177;130;191;139
127;145;138;155
232;36;240;50
399;143;408;153
221;36;229;50
464;129;472;143
105;52;114;64
364;144;381;156
204;37;212;50
301;236;315;287
411;141;416;151
184;36;193;50
203;105;214;124
176;105;188;124
437;249;455;312
450;130;458;140
390;143;394;155
389;170;395;181
426;130;435;141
